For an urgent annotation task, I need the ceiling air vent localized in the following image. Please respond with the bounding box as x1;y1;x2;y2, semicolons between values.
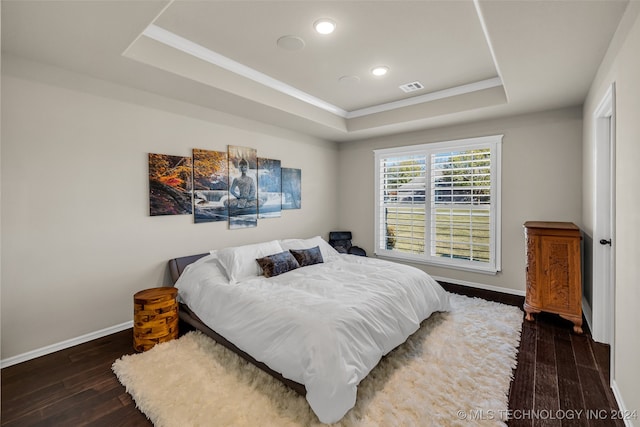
399;81;424;93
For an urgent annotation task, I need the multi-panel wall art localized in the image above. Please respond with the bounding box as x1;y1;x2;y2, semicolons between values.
282;167;302;210
193;149;228;223
148;153;193;216
227;145;258;229
257;158;282;219
148;146;300;228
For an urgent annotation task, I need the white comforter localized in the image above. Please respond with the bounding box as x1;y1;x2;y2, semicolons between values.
175;253;450;424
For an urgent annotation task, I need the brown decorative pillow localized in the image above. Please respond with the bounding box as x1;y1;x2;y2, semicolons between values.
289;246;324;267
256;251;300;278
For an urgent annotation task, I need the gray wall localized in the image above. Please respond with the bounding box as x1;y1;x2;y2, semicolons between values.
582;3;640;421
0;57;339;359
337;107;583;294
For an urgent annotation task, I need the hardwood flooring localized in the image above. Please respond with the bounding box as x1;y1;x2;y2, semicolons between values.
442;283;623;427
1;284;623;426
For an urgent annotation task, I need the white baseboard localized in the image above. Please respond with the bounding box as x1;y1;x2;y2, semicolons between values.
611;379;637;427
1;321;133;369
431;275;526;297
582;296;593;332
1;277;520;368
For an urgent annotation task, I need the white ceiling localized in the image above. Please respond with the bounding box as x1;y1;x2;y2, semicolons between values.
1;0;629;142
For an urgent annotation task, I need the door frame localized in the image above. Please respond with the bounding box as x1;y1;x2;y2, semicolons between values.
592;83;616;371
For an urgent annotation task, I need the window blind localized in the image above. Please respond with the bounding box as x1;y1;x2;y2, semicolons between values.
374;135;501;274
430;148;491;263
379;154;426;255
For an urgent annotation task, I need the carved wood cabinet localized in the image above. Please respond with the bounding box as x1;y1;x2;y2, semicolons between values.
523;221;583;333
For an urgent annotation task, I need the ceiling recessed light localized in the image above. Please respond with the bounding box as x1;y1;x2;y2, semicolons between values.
371;66;389;77
314;19;336;35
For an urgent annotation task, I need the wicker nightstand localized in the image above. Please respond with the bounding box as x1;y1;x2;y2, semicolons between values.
133;287;179;352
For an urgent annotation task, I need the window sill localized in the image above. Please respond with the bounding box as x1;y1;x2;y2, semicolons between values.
374;252;500;275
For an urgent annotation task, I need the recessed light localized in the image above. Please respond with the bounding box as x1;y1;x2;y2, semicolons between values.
371;66;389;77
314;19;336;35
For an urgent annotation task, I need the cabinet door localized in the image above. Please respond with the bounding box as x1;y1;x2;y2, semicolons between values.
540;236;580;315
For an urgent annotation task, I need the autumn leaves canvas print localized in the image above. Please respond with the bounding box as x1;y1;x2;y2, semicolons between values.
148;153;192;216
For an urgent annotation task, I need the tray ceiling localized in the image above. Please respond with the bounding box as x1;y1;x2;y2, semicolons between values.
1;0;629;141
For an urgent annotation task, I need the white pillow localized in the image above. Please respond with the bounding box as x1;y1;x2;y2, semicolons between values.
174;254;229;303
279;236;340;261
216;240;284;283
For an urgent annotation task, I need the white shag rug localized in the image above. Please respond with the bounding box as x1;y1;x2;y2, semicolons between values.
113;294;522;427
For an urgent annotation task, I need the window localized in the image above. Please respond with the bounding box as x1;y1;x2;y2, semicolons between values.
374;135;502;273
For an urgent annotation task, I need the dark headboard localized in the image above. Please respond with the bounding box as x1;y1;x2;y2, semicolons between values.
168;253;208;284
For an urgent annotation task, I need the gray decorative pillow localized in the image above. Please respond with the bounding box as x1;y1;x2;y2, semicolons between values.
289;246;324;267
256;251;300;278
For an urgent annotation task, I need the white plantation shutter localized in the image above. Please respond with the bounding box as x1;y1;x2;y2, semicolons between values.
378;153;427;255
374;135;502;273
430;148;492;262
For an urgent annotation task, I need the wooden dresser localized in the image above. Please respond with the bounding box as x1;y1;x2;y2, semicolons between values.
523;221;583;333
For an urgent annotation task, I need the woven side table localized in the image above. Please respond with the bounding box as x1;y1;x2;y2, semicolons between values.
133;287;179;352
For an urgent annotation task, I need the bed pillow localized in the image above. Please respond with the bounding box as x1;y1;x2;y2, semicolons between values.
279;236;340;261
174;254;229;303
256;251;300;278
217;240;284;283
289;245;324;267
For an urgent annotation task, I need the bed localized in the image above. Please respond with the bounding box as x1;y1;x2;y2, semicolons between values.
169;236;450;424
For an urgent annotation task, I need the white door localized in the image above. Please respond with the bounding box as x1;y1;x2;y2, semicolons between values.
592;84;615;358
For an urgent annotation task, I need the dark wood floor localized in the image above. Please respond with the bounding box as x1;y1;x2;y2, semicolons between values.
1;284;623;426
442;283;623;427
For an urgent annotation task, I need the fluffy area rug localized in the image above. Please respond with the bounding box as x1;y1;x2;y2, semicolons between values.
113;293;522;426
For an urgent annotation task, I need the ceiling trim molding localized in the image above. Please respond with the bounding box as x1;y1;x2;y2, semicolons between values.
142;24;349;117
140;23;503;122
345;77;503;119
473;0;508;102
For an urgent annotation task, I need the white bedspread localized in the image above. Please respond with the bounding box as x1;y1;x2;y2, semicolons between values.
175;253;450;424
